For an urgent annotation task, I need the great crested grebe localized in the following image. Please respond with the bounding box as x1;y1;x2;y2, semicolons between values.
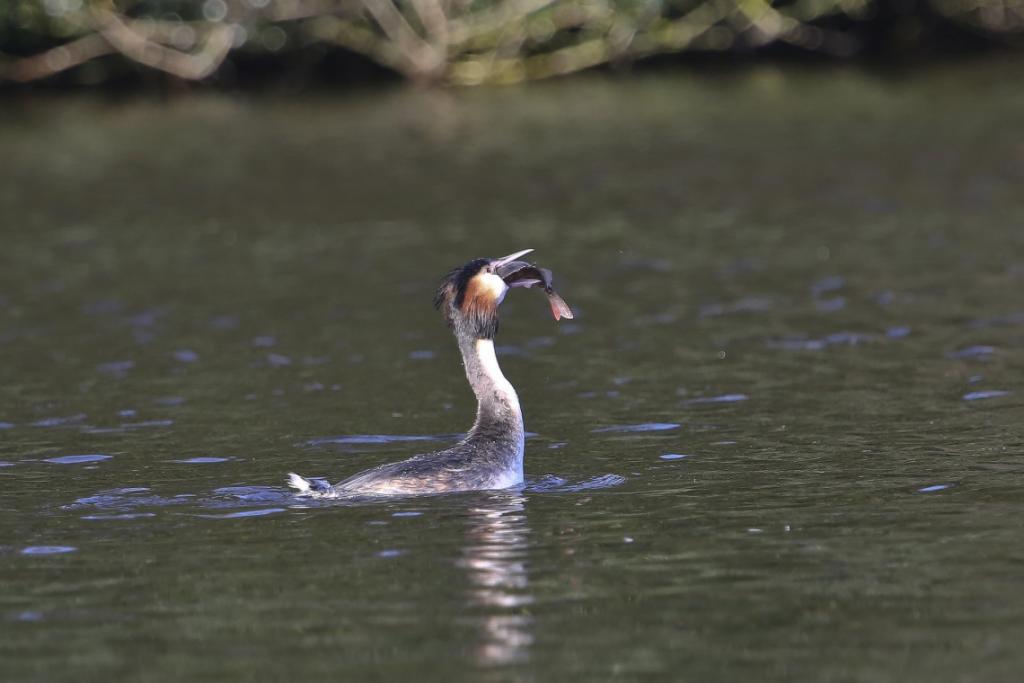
287;249;573;498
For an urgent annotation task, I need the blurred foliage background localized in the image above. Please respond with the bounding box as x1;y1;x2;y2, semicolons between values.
1;0;1022;87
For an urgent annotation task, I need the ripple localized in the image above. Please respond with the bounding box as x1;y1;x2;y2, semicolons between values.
811;275;845;296
557;474;627;491
209;314;239;330
525;336;556;348
659;454;689;461
66;486;272;515
918;483;956;493
496;345;527;356
10;610;45;622
266;353;292;366
81;513;156;520
527;474;627;492
127;308;164;329
886;326;912;338
97;360;134;376
83;420;174;434
699;297;773;318
408;350;434;360
197;508;287;519
44;454;112;465
592;423;679;433
81;299;123;315
20;546;77;555
170;457;231;464
682;394;748;405
306;433;453;446
0;421;13;429
767;332;876;350
815;297;846;312
65;488;165;511
125;419;174;428
31;414;87;428
768;338;827;351
948;345;997;360
173;349;199;363
211;486;292;505
822;332;874;346
963;390;1010;401
80;427;122;435
969;311;1024;329
641;311;680;325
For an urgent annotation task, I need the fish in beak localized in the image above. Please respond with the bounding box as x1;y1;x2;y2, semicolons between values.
491;249;574;321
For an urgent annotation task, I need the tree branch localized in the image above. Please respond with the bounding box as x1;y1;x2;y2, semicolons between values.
90;10;235;80
360;0;442;79
6;33;115;82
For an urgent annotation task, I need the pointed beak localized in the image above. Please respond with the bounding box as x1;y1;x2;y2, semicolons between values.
491;248;534;270
492;249;541;286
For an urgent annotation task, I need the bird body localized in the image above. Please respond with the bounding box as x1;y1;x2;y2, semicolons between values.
288;250;571;499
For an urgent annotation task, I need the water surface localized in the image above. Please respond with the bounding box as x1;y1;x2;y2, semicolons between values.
2;61;1023;681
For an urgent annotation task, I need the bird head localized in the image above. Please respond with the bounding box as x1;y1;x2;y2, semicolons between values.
434;249;572;340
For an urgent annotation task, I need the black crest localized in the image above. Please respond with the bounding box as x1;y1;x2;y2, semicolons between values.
433;258;500;340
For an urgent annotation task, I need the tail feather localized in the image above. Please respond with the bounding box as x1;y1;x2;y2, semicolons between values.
287;472;332;495
287;472;312;493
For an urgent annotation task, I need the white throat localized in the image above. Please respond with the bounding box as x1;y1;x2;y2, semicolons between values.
469;338;525;487
473;339;519;410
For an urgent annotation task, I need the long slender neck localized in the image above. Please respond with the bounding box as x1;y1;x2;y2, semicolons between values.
456;334;524;446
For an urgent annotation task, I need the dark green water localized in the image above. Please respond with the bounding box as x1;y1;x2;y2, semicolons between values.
2;61;1023;681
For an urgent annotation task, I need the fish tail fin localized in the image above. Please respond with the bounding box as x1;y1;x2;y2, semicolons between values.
547;290;574;320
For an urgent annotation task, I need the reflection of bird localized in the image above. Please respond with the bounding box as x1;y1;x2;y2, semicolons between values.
458;491;534;666
288;249;573;498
